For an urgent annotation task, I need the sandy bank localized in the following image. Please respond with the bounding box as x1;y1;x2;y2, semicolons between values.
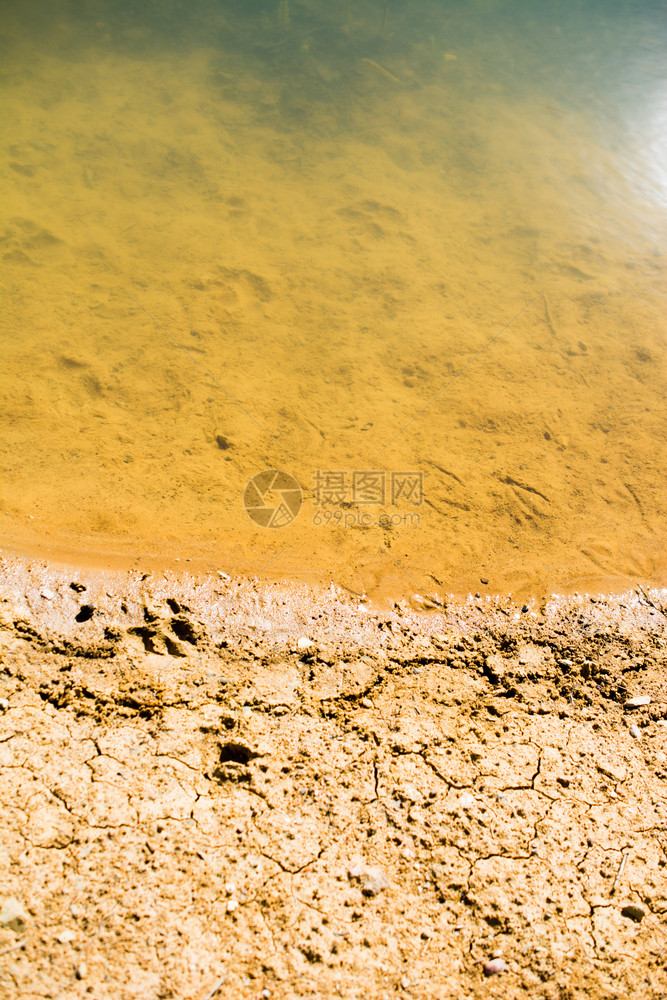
0;553;666;998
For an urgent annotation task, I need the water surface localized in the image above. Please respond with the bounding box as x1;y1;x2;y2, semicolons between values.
1;0;665;598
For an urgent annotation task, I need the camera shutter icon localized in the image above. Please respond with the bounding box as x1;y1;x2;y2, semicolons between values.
244;469;302;528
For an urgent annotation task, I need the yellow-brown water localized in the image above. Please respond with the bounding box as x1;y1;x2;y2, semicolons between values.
1;1;666;599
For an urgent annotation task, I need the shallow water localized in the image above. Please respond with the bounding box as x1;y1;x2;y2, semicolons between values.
1;0;665;599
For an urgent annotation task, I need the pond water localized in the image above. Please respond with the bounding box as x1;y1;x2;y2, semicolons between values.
1;0;665;600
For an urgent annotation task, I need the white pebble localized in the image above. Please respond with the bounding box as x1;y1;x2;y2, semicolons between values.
625;695;651;708
0;698;8;712
41;588;55;600
629;725;641;739
348;861;389;896
483;957;506;976
296;637;313;651
226;898;238;913
0;896;28;933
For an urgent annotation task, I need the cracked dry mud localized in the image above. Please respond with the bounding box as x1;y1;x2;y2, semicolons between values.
1;560;666;999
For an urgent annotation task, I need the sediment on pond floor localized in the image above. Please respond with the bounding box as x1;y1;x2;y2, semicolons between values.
0;555;666;999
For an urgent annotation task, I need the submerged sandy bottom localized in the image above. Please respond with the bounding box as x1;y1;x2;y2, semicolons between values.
1;553;666;998
1;4;666;600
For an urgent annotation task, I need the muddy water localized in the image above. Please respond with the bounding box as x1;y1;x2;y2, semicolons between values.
1;1;665;600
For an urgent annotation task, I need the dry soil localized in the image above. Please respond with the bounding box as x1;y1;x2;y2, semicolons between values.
1;556;666;999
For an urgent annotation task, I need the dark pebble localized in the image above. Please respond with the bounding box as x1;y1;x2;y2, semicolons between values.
621;904;645;923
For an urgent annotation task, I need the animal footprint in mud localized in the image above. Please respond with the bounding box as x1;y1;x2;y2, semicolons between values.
127;602;201;658
337;200;414;245
580;541;653;577
208;265;272;319
495;473;551;524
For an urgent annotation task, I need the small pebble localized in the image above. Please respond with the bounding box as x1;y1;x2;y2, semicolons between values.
629;725;641;739
483;957;506;976
360;697;373;709
41;588;55;600
0;698;8;712
625;695;651;708
521;604;530;613
557;658;573;668
348;862;389;896
226;899;239;913
0;897;28;933
597;759;626;782
75;962;88;981
621;903;645;923
296;637;313;651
